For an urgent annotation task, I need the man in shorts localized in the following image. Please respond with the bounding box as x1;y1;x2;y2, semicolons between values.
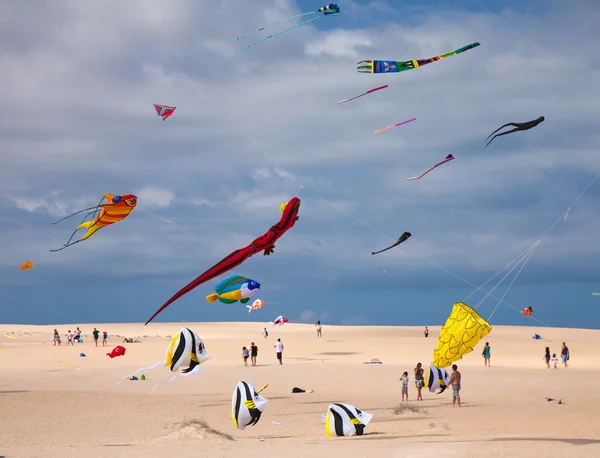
449;364;461;407
92;328;100;347
561;342;570;368
274;338;284;365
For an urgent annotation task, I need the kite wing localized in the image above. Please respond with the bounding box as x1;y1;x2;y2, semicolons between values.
232;381;268;430
325;403;373;436
424;363;451;393
337;85;388;104
19;261;34;270
432;302;492;368
153;104;176;121
145;198;300;325
406;154;455;181
357;42;480;74
371;232;411;255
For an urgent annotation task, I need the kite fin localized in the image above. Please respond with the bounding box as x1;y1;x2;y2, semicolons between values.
247;305;253;313
205;294;219;303
240;298;250;304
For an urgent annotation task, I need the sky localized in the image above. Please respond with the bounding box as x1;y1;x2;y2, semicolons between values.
1;0;599;329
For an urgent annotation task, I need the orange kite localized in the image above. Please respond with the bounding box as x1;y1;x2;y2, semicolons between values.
50;194;137;251
19;261;34;270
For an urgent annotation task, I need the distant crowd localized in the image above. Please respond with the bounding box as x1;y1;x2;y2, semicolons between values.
52;327;109;347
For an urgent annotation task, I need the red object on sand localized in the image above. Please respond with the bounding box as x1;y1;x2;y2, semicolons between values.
107;345;126;358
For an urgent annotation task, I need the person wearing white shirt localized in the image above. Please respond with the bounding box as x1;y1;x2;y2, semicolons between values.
274;338;284;365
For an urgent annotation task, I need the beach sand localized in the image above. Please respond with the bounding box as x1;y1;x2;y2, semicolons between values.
1;322;600;457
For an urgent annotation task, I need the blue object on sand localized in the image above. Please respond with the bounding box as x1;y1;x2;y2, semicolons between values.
80;353;86;357
131;376;138;381
533;334;541;340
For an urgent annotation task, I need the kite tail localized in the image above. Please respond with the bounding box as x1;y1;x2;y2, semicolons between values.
235;15;322;51
247;305;253;313
74;221;101;241
150;365;202;394
206;293;219;303
117;361;163;385
224;11;316;44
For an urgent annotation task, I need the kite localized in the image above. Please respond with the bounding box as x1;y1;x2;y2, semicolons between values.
232;381;268;430
145;197;300;325
270;315;288;327
432;302;492;369
374;117;415;134
521;306;533;317
593;293;600;296
50;194;137;252
118;328;210;393
424;364;451;394
247;299;266;313
357;42;480;74
153;104;176;121
371;232;411;255
226;4;340;52
3;334;18;340
337;85;388;104
485;116;545;148
206;275;260;304
406;154;455;181
107;345;126;358
19;261;34;271
324;403;373;437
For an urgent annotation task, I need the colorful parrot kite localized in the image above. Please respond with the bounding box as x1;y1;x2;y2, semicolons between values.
337;85;388;104
107;345;126;358
50;194;137;252
145;197;300;325
19;261;34;271
206;275;260;304
424;364;451;394
324;403;373;436
247;299;266;313
270;315;288;327
485;116;545;148
226;3;340;51
374;118;416;134
432;302;492;369
406;154;455;181
357;42;480;74
153;104;176;121
232;381;269;430
371;232;411;255
118;328;210;393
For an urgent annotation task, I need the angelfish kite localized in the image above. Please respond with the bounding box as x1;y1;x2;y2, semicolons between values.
226;3;340;51
145;198;301;325
485;116;545;148
371;232;411;255
357;42;480;74
50;194;137;251
406;154;455;181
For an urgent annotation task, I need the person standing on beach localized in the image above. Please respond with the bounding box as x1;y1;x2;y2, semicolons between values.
242;346;249;366
250;342;258;366
561;342;570;368
316;321;322;338
92;328;99;347
424;326;429;338
75;327;82;343
53;329;61;346
274;338;284;365
482;342;491;367
552;353;558;369
449;364;461;407
66;330;74;346
102;331;108;346
400;371;409;402
263;327;268;338
544;347;551;368
414;363;424;401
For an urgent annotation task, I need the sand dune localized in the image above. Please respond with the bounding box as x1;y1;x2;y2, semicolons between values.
1;322;600;457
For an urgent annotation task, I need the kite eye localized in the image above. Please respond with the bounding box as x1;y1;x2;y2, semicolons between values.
113;195;122;202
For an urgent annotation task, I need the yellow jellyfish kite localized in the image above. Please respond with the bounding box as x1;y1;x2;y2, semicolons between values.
432;302;492;368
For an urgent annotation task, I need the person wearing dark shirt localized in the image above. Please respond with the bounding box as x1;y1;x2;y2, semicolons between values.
561;342;570;368
92;328;99;347
250;342;258;366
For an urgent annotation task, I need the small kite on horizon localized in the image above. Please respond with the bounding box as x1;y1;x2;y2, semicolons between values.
153;104;176;121
485;116;545;148
406;154;455;181
371;232;411;255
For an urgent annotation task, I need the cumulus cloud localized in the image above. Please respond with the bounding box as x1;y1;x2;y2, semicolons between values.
136;187;176;209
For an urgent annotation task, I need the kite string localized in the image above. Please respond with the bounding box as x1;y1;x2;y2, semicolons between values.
236;16;322;51
224;11;317;43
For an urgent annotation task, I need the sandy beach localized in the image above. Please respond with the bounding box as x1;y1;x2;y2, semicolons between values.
1;322;600;457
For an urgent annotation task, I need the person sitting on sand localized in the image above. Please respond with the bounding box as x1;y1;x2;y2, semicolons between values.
75;327;82;342
551;353;558;369
449;364;461;407
544;347;551;369
414;363;424;401
400;371;409;402
123;337;134;343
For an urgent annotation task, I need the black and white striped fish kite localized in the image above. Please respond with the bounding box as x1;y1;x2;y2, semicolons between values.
232;381;268;430
118;327;210;393
324;403;373;436
424;363;451;394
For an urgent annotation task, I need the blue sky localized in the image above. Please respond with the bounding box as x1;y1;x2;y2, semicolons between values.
1;0;599;329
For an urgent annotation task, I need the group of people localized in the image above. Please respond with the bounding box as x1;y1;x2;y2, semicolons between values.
241;342;259;366
544;342;570;369
52;327;108;347
401;362;463;407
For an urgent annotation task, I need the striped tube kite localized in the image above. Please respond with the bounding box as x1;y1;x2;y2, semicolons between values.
118;328;210;393
432;302;492;369
357;42;480;74
232;381;268;430
406;154;455;181
226;3;340;51
424;363;451;394
324;403;373;436
50;194;137;251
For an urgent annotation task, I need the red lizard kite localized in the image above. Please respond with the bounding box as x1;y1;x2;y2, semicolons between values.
145;197;301;325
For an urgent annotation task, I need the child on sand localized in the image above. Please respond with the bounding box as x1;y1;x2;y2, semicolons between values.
102;331;108;346
544;347;551;368
552;353;558;369
242;346;249;366
400;371;409;401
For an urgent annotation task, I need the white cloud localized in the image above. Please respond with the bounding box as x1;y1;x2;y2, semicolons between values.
136;187;176;209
